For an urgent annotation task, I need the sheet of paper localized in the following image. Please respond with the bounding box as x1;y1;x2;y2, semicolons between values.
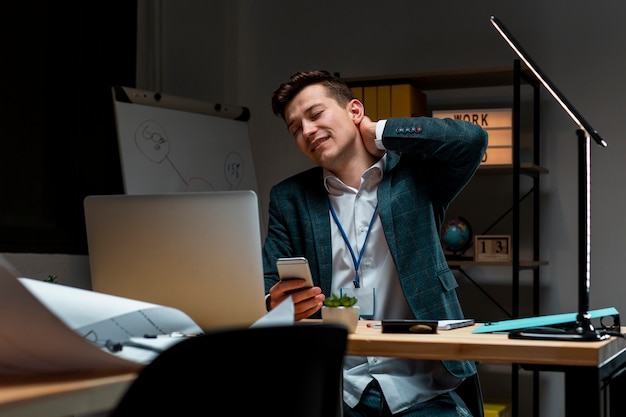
20;277;203;341
0;256;297;378
0;258;143;382
250;295;294;327
20;277;165;328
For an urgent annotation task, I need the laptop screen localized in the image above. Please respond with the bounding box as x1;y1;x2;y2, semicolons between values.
84;190;267;331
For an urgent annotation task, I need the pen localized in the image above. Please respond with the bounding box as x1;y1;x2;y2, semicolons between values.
144;332;199;338
366;322;382;328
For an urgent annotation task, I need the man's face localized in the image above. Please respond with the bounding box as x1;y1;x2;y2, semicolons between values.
284;84;360;170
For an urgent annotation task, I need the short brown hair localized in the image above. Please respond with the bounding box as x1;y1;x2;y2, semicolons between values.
271;70;355;120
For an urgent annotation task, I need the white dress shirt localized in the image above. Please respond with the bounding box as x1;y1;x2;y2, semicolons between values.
322;120;460;413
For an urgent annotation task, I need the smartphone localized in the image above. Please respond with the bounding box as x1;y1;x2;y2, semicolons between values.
277;257;314;288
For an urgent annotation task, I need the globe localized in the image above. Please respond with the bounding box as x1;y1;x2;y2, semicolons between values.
439;217;473;255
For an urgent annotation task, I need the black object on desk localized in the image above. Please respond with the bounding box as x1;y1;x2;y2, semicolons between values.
382;320;438;334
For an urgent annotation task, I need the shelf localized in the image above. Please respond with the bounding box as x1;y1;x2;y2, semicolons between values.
342;66;536;90
448;260;549;269
347;63;544;417
477;163;549;176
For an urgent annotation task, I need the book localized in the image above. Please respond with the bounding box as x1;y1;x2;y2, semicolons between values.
437;319;475;330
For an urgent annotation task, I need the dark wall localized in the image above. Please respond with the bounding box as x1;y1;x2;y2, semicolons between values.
1;2;136;254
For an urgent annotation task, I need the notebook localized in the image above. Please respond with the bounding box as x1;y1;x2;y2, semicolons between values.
472;307;619;334
84;190;267;332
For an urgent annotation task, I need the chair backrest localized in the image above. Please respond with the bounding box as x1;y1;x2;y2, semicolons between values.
110;323;348;417
454;372;484;417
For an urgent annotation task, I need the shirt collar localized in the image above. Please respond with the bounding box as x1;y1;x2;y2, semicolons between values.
323;155;386;194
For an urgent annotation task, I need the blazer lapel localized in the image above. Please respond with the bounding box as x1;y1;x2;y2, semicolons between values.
304;177;334;296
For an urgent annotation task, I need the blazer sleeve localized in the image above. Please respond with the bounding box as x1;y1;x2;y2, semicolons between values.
381;117;488;206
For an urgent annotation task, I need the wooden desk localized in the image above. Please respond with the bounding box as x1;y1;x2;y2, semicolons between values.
347;321;626;417
0;322;624;417
0;373;135;417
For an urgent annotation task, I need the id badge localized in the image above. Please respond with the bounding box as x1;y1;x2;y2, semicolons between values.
340;287;375;318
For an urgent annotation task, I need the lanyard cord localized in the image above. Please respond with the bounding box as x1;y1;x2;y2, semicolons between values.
329;200;379;288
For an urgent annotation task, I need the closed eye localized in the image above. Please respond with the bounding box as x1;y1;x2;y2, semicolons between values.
289;125;301;138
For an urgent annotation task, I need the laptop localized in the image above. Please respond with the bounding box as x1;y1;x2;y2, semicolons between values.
84;190;267;331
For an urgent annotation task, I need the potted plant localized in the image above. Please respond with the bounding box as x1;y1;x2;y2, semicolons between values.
321;293;360;333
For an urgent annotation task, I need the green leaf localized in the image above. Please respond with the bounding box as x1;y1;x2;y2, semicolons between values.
44;274;58;283
324;293;357;307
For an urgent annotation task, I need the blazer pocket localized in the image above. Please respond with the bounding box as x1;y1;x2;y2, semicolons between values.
438;268;459;292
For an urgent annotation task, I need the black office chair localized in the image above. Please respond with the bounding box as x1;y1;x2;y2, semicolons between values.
454;372;484;417
109;323;348;417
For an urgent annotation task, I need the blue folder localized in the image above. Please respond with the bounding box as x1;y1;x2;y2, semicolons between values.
472;307;620;334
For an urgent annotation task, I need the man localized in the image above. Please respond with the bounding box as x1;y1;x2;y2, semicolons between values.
263;70;488;417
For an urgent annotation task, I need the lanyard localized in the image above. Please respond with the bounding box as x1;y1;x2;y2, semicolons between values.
329;200;378;288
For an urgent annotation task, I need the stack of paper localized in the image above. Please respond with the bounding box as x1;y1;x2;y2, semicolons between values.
0;257;296;381
0;260;145;381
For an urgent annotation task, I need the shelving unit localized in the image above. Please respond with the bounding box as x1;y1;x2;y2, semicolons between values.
344;60;546;316
344;60;546;417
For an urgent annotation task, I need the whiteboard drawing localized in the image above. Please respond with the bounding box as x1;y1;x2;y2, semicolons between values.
113;89;257;195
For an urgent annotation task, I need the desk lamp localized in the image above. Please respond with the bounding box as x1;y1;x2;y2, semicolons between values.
490;15;610;341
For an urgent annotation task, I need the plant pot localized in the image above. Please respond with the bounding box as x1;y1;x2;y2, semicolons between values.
321;305;360;333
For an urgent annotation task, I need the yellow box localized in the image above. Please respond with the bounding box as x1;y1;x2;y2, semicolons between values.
391;84;427;117
350;86;363;102
483;401;511;417
376;85;391;119
483;401;512;417
363;86;378;120
350;83;427;119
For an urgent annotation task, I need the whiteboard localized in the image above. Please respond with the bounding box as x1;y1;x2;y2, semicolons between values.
112;86;258;195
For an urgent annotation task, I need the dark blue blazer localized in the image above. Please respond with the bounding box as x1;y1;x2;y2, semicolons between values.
262;117;487;379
